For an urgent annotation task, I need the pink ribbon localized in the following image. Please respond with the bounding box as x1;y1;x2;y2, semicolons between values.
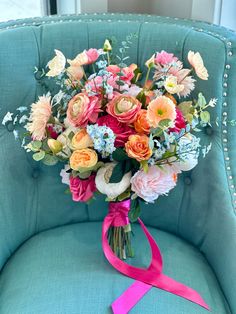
102;199;210;314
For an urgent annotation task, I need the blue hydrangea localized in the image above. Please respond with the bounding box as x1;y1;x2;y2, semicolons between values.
87;124;116;158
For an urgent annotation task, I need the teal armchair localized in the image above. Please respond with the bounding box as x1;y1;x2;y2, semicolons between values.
0;13;235;314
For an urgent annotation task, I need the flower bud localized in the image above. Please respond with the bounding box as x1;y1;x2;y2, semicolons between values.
47;139;63;154
103;39;112;52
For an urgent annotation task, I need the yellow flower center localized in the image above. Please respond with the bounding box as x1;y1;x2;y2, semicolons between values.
157;109;164;116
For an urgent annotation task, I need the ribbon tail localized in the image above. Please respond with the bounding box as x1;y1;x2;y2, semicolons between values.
112;281;152;314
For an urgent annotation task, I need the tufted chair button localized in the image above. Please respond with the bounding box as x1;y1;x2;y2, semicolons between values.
6;122;14;132
205;126;213;135
32;169;40;179
184;177;192;185
34;70;43;80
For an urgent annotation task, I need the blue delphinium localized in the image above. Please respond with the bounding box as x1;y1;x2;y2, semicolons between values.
87;124;116;158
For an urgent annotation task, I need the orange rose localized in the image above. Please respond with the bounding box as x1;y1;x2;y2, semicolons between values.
134;109;150;134
70;148;98;171
71;129;93;150
125;134;152;162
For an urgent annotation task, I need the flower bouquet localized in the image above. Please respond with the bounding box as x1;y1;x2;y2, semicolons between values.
3;36;216;312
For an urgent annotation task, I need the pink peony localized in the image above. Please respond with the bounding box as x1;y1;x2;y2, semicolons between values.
155;51;178;65
107;95;141;124
67;93;101;128
97;114;136;147
69;174;96;202
85;48;99;64
169;108;186;133
130;165;177;203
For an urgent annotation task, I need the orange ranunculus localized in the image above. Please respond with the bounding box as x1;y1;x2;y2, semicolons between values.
71;129;93;150
70;148;98;171
134;109;150;134
125;134;152;162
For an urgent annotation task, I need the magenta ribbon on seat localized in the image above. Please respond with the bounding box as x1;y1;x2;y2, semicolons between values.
102;199;210;314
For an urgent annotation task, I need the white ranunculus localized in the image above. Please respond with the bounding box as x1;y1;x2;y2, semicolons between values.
95;162;131;199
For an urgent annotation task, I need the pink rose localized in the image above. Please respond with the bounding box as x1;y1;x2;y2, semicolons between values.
70;174;96;202
155;51;178;65
169;108;186;133
85;49;99;64
130;165;177;203
97;114;136;147
67;93;101;128
107;95;141;124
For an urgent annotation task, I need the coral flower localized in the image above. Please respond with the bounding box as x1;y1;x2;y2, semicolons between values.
107;95;141;124
188;51;209;80
26;95;52;140
147;96;176;128
67;93;101;128
125;134;152;162
134;109;150;134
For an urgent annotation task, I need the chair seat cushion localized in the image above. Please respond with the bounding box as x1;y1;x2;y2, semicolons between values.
0;222;230;314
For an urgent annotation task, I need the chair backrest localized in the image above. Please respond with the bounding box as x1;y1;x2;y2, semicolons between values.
0;16;236;310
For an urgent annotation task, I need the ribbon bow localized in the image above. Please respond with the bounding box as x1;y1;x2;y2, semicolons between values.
102;199;210;314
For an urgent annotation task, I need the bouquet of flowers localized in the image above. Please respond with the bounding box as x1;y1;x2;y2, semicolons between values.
3;36;215;260
3;35;218;312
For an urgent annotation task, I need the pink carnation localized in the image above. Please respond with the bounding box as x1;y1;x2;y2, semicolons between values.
130;165;177;203
85;49;99;64
155;51;178;65
169;108;186;133
97;114;136;147
70;174;96;202
67;93;101;128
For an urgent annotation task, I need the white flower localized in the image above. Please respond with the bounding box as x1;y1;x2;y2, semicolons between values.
95;162;131;199
60;164;70;185
2;112;13;125
46;49;66;77
164;75;184;95
208;98;217;107
188;51;209;80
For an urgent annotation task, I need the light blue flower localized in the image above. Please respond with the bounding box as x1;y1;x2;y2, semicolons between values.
87;124;116;158
96;60;107;69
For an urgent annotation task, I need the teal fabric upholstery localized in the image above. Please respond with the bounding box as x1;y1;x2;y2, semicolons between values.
0;13;235;313
0;223;231;314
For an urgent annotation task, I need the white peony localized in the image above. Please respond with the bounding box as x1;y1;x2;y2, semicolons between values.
95;162;131;199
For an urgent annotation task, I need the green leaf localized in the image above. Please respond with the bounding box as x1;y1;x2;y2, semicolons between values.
42;154;58;166
200;111;210;123
109;162;125;183
158;119;171;129
118;189;131;201
140;160;149;173
197;93;207;108
129;198;141;222
112;148;129;162
186;113;194;123
33;150;45;161
30;140;42;152
136;91;146;106
178;101;193;117
116;80;125;86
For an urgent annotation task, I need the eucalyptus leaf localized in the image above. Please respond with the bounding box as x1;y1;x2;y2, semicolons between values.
33;150;45;161
31;140;42;151
200;111;210;123
42;154;58;166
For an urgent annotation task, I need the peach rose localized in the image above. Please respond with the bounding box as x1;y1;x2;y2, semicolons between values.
71;129;93;150
67;93;101;128
147;96;176;128
107;95;141;124
125;134;152;162
134;109;150;134
70;148;98;171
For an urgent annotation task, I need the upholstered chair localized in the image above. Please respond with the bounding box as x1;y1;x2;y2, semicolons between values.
0;13;235;314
